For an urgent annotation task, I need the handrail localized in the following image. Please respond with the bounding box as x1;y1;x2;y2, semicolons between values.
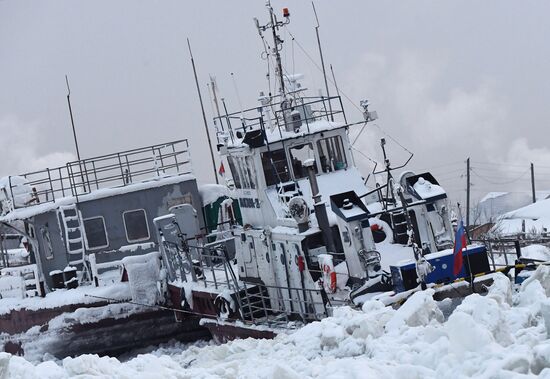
214;95;346;146
5;140;192;211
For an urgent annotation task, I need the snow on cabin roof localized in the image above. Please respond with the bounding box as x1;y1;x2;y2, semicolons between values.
0;173;196;222
412;177;446;200
226;119;346;148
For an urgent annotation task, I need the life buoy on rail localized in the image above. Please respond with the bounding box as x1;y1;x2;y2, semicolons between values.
318;254;337;293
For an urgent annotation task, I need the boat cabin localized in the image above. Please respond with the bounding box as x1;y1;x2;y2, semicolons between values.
0;140;204;293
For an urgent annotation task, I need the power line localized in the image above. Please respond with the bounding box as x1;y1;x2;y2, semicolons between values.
472;160;550;170
470;168;529;185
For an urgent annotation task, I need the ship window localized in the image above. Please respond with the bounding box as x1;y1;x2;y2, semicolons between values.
123;209;150;243
41;224;54;260
83;216;109;250
227;156;256;190
317;136;347;173
227;156;242;189
245;156;257;189
289;143;317;179
261;149;290;186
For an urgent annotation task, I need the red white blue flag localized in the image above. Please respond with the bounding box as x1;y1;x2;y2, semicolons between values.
453;220;467;276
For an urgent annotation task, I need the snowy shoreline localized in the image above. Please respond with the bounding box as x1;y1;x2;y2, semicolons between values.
2;268;550;378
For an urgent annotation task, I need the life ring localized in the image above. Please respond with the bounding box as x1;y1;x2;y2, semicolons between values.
321;263;337;293
369;218;393;244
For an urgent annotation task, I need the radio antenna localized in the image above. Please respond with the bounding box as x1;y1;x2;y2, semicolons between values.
65;75;82;164
312;2;333;121
187;38;219;184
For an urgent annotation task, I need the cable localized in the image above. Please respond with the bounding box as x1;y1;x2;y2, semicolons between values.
471;168;529;185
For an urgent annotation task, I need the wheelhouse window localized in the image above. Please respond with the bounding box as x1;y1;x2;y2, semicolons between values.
123;209;150;243
83;216;109;250
227;156;242;189
317;136;347;173
261;149;290;186
227;156;256;189
289;143;317;179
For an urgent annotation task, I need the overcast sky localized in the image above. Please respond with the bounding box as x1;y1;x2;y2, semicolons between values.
2;1;550;206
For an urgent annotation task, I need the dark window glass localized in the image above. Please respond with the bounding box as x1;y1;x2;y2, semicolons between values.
123;209;150;242
261;149;290;186
317;136;347;173
83;217;108;249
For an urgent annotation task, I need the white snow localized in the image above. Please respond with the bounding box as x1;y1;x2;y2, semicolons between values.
412;176;446;200
521;244;550;261
122;251;161;305
492;198;550;236
3;271;549;377
199;184;230;206
0;282;131;316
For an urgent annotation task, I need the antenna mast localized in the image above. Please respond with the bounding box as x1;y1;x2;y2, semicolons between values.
65;75;82;163
65;75;87;195
255;1;290;97
312;2;333;121
187;38;219;184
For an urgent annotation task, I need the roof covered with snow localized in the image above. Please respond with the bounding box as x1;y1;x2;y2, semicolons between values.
0;173;196;222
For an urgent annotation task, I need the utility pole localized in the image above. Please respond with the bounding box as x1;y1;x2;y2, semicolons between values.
531;163;536;203
466;157;471;228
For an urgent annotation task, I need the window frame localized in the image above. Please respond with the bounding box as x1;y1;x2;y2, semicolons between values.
261;148;290;186
83;216;109;250
316;135;347;173
288;142;317;179
122;209;151;243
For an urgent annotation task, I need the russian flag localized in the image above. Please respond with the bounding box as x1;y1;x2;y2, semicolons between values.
453;220;467;277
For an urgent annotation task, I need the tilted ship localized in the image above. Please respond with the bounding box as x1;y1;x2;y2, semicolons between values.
0;2;511;358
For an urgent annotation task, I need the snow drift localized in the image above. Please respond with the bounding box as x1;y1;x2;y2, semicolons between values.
1;271;550;378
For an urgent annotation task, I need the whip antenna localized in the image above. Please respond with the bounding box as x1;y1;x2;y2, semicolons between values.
187;38;219;184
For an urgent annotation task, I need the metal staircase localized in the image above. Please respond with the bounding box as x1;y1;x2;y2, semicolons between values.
58;204;88;280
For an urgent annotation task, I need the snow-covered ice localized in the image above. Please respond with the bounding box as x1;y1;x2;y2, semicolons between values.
1;270;549;378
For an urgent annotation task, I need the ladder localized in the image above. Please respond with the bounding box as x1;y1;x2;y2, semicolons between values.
58;204;89;281
392;211;410;245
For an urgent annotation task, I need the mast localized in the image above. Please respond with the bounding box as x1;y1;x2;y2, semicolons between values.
255;1;290;97
209;75;222;121
312;2;333;121
65;75;87;195
187;39;219;184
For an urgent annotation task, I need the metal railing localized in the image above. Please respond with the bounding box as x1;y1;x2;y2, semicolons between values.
214;95;347;146
472;236;550;271
6;140;192;210
159;232;345;327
